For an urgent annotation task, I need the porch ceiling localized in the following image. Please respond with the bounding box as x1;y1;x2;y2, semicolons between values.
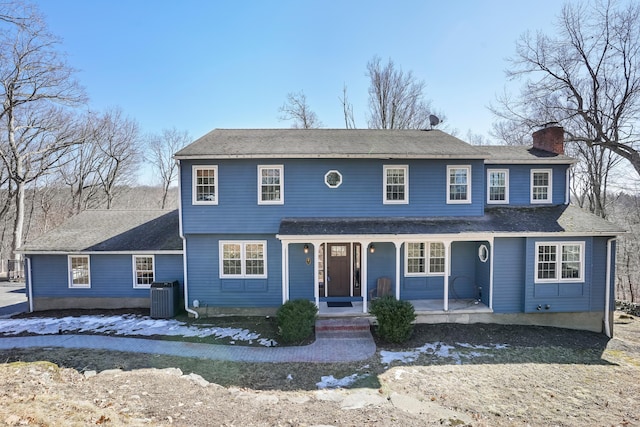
278;205;624;236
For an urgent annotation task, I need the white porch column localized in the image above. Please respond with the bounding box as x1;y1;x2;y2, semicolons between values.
394;241;401;300
312;242;320;309
361;240;370;313
281;241;289;304
443;241;452;311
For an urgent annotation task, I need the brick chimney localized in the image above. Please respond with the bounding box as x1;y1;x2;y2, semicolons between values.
532;123;564;155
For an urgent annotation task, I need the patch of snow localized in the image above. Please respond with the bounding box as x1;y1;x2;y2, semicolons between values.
316;373;369;389
380;341;509;365
0;315;278;347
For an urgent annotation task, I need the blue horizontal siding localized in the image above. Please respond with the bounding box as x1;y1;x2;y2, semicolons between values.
29;254;183;299
486;164;568;206
289;243;314;300
492;238;526;313
185;234;282;307
524;237;592;313
181;158;486;234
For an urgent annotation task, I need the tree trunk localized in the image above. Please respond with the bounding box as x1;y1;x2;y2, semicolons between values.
11;178;24;262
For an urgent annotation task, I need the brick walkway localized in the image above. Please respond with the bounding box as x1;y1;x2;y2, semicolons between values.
0;318;376;363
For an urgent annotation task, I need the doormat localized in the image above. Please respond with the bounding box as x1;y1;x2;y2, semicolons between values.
327;301;353;308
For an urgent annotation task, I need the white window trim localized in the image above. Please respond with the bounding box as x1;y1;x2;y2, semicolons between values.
68;255;91;289
257;165;284;205
534;241;585;283
487;169;509;204
219;240;268;279
530;169;553;204
132;255;155;289
192;165;218;205
447;165;472;204
383;165;409;205
404;242;446;277
324;170;343;188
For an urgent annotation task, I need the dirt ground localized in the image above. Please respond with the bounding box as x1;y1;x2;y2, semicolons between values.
1;312;639;427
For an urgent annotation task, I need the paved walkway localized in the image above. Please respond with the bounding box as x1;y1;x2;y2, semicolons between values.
0;318;376;363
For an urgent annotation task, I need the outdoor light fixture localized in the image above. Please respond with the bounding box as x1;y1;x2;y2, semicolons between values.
303;244;309;254
369;244;375;254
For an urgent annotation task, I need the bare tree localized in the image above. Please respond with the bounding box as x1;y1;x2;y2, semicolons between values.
0;3;86;262
89;108;141;209
493;0;640;177
366;56;436;130
339;84;356;129
278;91;323;129
146;127;190;209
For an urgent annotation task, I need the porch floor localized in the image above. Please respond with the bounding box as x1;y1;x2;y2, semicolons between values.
318;299;492;317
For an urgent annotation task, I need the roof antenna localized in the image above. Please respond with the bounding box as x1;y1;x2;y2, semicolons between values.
429;114;440;129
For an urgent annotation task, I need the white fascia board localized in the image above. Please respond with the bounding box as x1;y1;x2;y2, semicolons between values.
18;250;184;255
484;159;577;165
174;154;489;160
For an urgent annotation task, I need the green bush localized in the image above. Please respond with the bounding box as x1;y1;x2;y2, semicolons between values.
370;295;416;343
276;299;318;344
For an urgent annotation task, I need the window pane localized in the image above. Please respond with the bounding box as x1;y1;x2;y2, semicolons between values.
449;168;468;200
330;245;347;257
196;168;216;201
561;244;581;279
260;168;281;201
135;256;154;286
71;257;89;286
223;244;242;275
489;171;506;201
537;245;556;279
532;171;550;201
386;168;405;201
407;243;426;274
429;242;445;273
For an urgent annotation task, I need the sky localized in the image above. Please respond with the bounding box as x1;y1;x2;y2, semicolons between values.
31;0;568;146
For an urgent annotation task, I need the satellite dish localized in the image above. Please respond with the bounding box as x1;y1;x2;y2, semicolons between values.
429;114;440;129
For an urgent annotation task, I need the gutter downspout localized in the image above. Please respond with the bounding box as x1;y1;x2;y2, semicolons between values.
26;256;34;313
605;237;616;338
177;159;198;319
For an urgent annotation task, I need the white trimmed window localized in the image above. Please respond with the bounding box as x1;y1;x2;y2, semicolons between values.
220;241;267;278
487;169;509;204
405;242;446;276
133;255;155;288
193;165;218;205
258;165;284;204
531;169;552;204
447;165;471;203
384;165;408;204
68;255;90;288
535;242;584;283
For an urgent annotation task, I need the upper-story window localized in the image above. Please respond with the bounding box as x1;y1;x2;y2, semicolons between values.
68;255;90;288
220;241;267;278
447;165;471;204
258;165;284;205
193;165;218;205
384;165;408;204
531;169;552;204
487;169;509;204
405;242;446;276
133;255;154;288
535;242;584;283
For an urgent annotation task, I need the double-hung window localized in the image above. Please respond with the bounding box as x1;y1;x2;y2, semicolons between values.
447;165;471;203
220;241;267;278
133;255;154;288
68;255;90;288
258;165;284;205
384;165;408;204
405;242;446;276
487;169;509;204
535;242;584;283
531;169;552;204
193;165;218;205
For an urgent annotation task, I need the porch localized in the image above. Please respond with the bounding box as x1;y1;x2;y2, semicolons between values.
317;298;492;317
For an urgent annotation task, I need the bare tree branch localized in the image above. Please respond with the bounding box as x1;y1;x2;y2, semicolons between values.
278;91;323;129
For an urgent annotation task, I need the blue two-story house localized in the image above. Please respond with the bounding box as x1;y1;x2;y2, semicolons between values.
19;125;624;335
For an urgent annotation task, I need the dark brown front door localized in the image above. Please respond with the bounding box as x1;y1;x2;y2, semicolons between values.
327;243;350;296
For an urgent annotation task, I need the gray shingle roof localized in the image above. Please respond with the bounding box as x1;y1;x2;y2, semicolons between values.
19;210;181;253
174;129;490;159
278;205;624;236
482;145;575;164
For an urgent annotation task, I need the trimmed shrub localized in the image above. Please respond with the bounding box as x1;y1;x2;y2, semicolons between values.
276;299;318;344
369;295;416;343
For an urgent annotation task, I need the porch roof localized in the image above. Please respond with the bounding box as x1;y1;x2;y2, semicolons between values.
278;205;624;237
